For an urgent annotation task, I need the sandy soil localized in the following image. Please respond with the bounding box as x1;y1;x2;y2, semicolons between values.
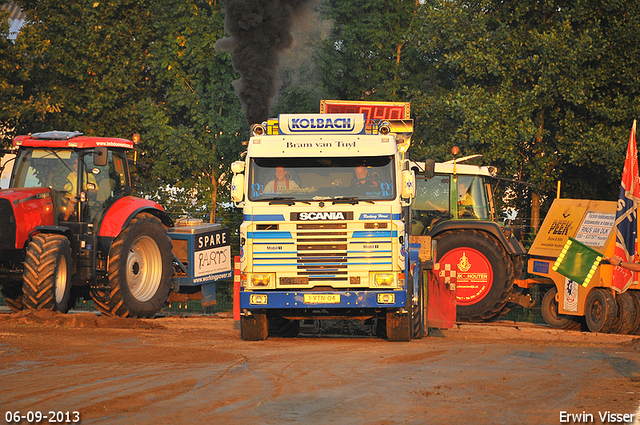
0;310;639;425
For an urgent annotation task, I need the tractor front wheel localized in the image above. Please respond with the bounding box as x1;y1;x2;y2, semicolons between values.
1;283;24;313
22;234;72;312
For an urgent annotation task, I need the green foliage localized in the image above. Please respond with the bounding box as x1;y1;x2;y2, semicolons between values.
410;0;640;214
1;0;247;226
316;0;425;101
133;1;247;223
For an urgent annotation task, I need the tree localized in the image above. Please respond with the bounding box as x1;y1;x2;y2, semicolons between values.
11;0;159;138
316;0;425;101
1;0;247;225
135;0;247;224
411;1;640;228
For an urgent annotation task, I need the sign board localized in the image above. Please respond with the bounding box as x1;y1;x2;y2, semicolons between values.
528;199;617;258
320;100;411;120
278;114;365;135
194;228;232;283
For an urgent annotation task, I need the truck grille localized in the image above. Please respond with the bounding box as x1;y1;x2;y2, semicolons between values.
251;221;394;286
0;198;16;250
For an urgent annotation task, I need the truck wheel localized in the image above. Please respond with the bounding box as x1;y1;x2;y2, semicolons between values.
98;213;173;318
409;270;425;339
22;234;72;312
1;284;24;313
386;310;411;342
435;230;514;322
540;286;583;330
241;311;268;341
585;288;618;333
610;291;637;335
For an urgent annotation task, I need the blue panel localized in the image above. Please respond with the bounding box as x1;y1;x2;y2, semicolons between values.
201;283;217;307
248;231;293;239
352;230;397;238
533;260;550;274
244;214;286;221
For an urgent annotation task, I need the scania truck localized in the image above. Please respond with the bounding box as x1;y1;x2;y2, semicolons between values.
230;113;423;341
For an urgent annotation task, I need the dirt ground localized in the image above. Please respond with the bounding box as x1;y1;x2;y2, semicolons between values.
0;310;639;425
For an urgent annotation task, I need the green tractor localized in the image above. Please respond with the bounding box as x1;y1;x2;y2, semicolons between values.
411;156;531;322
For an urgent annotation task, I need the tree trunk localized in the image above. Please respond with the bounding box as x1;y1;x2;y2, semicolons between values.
210;174;218;224
532;191;540;231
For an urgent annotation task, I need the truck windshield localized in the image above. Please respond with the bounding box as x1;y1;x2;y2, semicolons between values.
248;156;396;202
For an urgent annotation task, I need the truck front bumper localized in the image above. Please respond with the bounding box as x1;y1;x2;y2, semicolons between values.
240;290;407;310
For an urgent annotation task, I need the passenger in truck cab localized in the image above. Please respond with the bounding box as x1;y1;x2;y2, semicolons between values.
354;165;379;188
264;166;299;193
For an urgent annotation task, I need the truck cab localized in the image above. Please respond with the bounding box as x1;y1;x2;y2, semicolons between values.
231;114;420;340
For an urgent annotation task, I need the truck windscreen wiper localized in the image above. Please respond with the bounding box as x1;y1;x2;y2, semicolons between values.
332;197;373;205
268;197;296;205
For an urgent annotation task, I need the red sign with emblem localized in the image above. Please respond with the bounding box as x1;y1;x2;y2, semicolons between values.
440;248;493;306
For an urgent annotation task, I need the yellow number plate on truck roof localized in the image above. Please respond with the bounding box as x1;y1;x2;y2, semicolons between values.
303;294;341;304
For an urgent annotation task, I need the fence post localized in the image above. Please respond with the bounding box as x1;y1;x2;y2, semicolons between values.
234;256;241;321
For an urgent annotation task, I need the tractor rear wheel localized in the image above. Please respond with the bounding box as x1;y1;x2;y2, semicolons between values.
94;213;173;318
22;234;72;312
585;288;618;333
435;230;514;322
540;286;583;330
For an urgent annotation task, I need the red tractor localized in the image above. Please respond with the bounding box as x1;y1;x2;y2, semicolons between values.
0;131;175;317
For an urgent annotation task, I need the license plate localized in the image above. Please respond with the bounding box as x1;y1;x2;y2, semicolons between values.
303;294;341;304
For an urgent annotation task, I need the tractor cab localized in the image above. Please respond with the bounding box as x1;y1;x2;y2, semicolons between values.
10;131;132;226
411;161;497;236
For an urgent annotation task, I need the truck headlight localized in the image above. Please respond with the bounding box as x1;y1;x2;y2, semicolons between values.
377;293;396;304
372;273;395;287
250;294;268;305
251;273;273;287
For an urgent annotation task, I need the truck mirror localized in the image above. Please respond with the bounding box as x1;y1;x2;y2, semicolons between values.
423;159;435;179
401;169;416;199
231;173;245;204
231;160;245;173
94;147;108;167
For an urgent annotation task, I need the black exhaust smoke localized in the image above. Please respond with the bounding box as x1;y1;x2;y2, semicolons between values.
216;0;314;126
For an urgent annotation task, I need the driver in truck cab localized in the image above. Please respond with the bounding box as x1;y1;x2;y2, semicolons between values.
264;166;299;193
354;165;379;188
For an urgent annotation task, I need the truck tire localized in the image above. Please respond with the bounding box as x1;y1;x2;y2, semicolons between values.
585;288;618;333
241;311;268;341
540;286;583;330
435;230;514;322
96;213;173;318
386;310;411;342
610;291;637;335
22;234;72;312
410;270;425;339
1;284;24;313
627;291;640;335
